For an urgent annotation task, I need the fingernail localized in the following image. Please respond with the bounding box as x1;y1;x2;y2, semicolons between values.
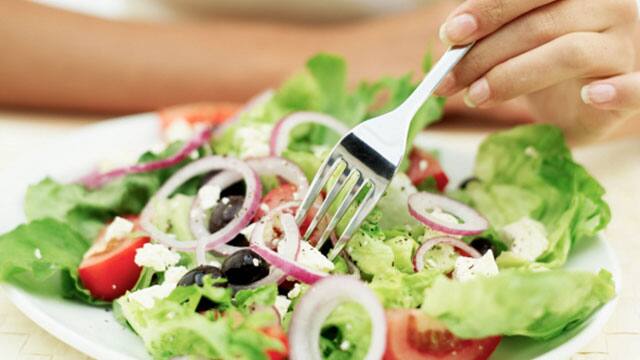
464;78;490;107
439;14;478;44
581;84;616;105
436;73;456;96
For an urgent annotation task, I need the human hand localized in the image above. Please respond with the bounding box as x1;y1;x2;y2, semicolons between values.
436;0;639;141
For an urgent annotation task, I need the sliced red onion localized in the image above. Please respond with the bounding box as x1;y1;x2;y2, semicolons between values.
189;157;307;256
213;89;275;138
250;214;327;284
408;192;489;236
79;126;213;189
140;156;261;252
413;236;482;272
270;112;349;156
289;276;386;360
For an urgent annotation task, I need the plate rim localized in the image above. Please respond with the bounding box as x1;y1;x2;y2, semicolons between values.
1;113;621;360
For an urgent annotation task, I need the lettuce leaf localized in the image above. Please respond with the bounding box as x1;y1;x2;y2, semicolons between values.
0;219;104;305
320;302;372;360
458;124;610;267
118;282;281;360
422;269;615;339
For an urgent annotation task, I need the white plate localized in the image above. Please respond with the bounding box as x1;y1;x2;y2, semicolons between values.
0;113;620;360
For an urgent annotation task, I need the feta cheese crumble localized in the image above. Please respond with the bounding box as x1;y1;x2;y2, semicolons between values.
104;216;135;242
501;217;549;262
453;250;499;282
340;340;351;351
197;184;222;211
235;124;272;159
287;283;303;299
524;146;539;158
135;243;181;271
165;118;194;143
297;241;335;273
274;295;291;318
34;248;42;260
127;265;187;309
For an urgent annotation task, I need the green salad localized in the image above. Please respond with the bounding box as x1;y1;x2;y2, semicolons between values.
0;53;614;360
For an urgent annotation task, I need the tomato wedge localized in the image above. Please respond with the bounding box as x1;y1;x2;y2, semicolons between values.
254;183;321;244
78;216;149;301
261;325;289;360
407;148;449;192
159;102;240;130
384;310;501;360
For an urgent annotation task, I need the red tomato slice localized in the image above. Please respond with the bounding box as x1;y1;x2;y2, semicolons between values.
261;325;289;360
78;216;149;301
407;148;449;192
254;183;322;244
159;102;240;131
384;310;501;360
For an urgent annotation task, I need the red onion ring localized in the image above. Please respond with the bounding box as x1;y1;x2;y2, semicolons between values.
270;112;349;156
289;276;387;360
250;214;327;284
189;157;307;256
79;126;213;189
213;89;275;138
140;156;261;252
413;236;482;272
408;192;489;236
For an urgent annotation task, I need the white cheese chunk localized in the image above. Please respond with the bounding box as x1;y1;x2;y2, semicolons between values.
128;284;174;309
274;295;291;318
287;283;303;299
104;217;135;242
235;124;272;159
165;118;194;143
198;184;222;211
164;266;188;285
297;241;335;273
135;243;181;271
453;250;499;282
501;217;549;262
34;248;42;260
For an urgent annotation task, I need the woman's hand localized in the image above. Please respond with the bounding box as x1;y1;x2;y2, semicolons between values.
436;0;639;141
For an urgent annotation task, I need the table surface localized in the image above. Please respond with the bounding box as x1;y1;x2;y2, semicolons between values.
0;109;638;360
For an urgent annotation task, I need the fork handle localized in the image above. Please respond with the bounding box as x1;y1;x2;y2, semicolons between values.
395;44;474;126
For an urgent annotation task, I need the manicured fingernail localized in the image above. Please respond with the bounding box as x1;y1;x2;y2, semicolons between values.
439;14;478;44
436;73;456;96
581;84;616;105
464;78;490;107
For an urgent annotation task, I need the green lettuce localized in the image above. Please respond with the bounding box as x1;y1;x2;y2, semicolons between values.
0;219;103;304
369;269;440;309
458;124;610;267
422;269;615;339
117;282;281;360
320;302;372;360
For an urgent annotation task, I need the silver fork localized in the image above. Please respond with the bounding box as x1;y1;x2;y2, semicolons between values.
295;44;474;260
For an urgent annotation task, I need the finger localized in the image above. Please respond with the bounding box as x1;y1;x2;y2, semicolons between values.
462;31;634;107
439;0;557;45
437;0;633;96
581;73;640;111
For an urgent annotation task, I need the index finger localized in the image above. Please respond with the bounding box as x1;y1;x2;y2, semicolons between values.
440;0;558;45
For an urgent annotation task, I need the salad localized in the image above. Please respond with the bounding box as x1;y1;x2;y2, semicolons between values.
0;53;615;360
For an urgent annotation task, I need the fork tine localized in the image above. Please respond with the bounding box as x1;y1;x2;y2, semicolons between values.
295;154;342;226
327;183;385;260
302;165;351;240
314;171;364;250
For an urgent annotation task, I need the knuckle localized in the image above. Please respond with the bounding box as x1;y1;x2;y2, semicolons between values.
474;0;508;28
531;10;561;44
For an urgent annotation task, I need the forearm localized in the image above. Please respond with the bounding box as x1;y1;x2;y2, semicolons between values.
0;2;327;113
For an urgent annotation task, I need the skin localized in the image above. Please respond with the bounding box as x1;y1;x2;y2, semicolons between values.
435;0;640;141
0;1;638;142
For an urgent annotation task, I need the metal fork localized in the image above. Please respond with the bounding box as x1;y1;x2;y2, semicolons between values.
295;44;474;260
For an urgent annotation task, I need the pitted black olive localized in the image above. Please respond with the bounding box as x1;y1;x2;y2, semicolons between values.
177;265;223;287
221;181;246;197
177;265;224;311
209;195;249;246
221;249;269;285
459;177;480;190
470;237;495;256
